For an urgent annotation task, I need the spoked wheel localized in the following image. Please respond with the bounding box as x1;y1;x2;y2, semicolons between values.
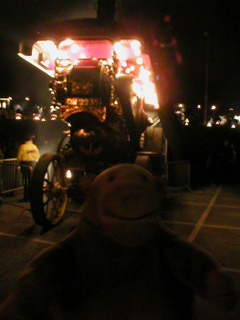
29;153;68;227
56;130;71;154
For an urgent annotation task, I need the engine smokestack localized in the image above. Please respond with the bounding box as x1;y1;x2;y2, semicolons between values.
96;0;117;22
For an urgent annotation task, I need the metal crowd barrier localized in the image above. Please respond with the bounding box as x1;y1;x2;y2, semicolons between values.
0;159;32;195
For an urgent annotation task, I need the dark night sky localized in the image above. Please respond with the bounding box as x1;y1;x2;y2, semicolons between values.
0;0;239;113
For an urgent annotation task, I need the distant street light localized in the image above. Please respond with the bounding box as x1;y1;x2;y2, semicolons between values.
203;32;209;125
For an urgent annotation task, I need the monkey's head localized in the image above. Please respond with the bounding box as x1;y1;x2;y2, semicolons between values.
81;163;161;246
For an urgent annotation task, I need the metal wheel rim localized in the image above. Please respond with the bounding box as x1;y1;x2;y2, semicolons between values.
42;159;67;225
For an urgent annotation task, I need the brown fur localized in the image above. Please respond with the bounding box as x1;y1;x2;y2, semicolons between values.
0;164;238;319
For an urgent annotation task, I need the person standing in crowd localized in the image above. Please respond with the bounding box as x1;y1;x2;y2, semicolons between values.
0;136;6;159
0;145;4;159
17;135;40;201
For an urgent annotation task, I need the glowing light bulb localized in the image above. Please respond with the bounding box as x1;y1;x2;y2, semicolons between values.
130;40;141;50
71;43;80;54
136;57;143;65
79;53;86;59
59;39;74;49
66;170;72;179
114;42;127;61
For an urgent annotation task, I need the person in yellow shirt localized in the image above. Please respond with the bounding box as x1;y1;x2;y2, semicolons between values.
17;135;40;201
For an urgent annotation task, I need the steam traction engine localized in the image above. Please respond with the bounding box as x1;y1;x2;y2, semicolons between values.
19;22;165;227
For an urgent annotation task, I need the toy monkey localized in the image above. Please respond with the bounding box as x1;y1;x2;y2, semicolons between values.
0;163;238;319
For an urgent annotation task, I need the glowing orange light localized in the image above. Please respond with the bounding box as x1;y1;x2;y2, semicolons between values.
51;114;58;121
15;113;22;120
33;114;40;121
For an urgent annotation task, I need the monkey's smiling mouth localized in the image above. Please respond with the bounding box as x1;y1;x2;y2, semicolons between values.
104;207;157;221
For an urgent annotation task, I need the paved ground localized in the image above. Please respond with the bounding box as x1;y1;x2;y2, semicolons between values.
0;184;240;319
161;184;240;288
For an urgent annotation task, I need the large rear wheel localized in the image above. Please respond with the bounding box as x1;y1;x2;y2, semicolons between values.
29;153;68;227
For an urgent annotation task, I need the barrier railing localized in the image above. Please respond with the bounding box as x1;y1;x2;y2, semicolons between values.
0;159;32;195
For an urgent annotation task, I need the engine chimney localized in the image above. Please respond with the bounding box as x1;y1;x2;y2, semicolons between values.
96;0;117;22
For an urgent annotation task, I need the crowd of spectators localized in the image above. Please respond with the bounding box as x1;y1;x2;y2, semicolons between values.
1;129;240;187
185;129;240;186
207;139;238;185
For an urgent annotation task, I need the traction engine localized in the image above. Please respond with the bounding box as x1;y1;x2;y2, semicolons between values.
19;26;165;227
